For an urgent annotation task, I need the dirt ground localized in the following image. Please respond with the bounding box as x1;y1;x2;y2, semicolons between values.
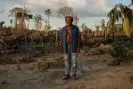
0;53;133;89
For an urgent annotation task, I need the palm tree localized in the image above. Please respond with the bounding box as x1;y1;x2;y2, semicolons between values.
128;0;133;7
0;21;4;28
107;4;124;39
34;14;43;30
9;6;33;46
107;5;122;38
9;7;21;28
101;19;106;39
9;7;32;29
81;23;85;30
10;19;12;28
107;20;116;39
45;9;51;28
107;3;133;38
95;25;100;36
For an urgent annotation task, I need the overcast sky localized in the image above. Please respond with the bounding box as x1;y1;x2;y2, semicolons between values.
0;0;132;30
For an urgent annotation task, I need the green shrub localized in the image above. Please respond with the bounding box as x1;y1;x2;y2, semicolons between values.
40;42;59;54
81;46;90;52
109;40;128;64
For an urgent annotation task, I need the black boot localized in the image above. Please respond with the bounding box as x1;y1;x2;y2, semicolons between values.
63;74;70;80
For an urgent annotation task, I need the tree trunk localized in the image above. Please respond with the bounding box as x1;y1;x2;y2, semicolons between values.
104;28;105;39
15;12;17;29
82;30;85;48
112;31;115;39
102;27;106;40
10;22;12;30
55;30;58;44
48;14;49;28
11;23;12;28
31;36;33;43
121;19;124;40
25;34;27;46
105;28;107;39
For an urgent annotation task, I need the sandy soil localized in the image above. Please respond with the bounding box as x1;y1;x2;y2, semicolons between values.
0;53;133;89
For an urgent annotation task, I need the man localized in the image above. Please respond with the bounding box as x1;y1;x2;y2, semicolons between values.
60;16;80;80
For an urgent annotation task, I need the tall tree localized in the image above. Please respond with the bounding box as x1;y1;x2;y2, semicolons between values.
0;21;4;28
95;25;100;32
45;9;51;28
9;6;32;29
95;25;100;36
57;6;74;18
107;4;122;38
9;7;21;28
101;19;107;39
10;19;13;28
34;14;43;30
81;23;85;30
107;3;133;38
9;6;33;46
107;20;116;39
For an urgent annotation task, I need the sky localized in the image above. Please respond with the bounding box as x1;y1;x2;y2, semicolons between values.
0;0;132;30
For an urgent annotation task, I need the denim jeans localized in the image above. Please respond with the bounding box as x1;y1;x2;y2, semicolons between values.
64;44;77;75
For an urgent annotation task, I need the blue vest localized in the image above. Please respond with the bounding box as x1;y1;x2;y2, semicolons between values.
60;25;80;53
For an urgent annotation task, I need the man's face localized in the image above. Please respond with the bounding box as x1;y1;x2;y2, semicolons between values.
65;17;73;26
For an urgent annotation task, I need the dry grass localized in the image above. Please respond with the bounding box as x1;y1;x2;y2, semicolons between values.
37;56;64;70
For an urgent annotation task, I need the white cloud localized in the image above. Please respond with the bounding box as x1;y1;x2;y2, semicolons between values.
92;0;111;13
19;0;112;17
1;0;115;29
67;0;87;9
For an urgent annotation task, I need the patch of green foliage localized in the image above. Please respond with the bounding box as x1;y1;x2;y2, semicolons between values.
40;42;59;54
81;46;90;52
109;40;133;64
109;40;128;62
